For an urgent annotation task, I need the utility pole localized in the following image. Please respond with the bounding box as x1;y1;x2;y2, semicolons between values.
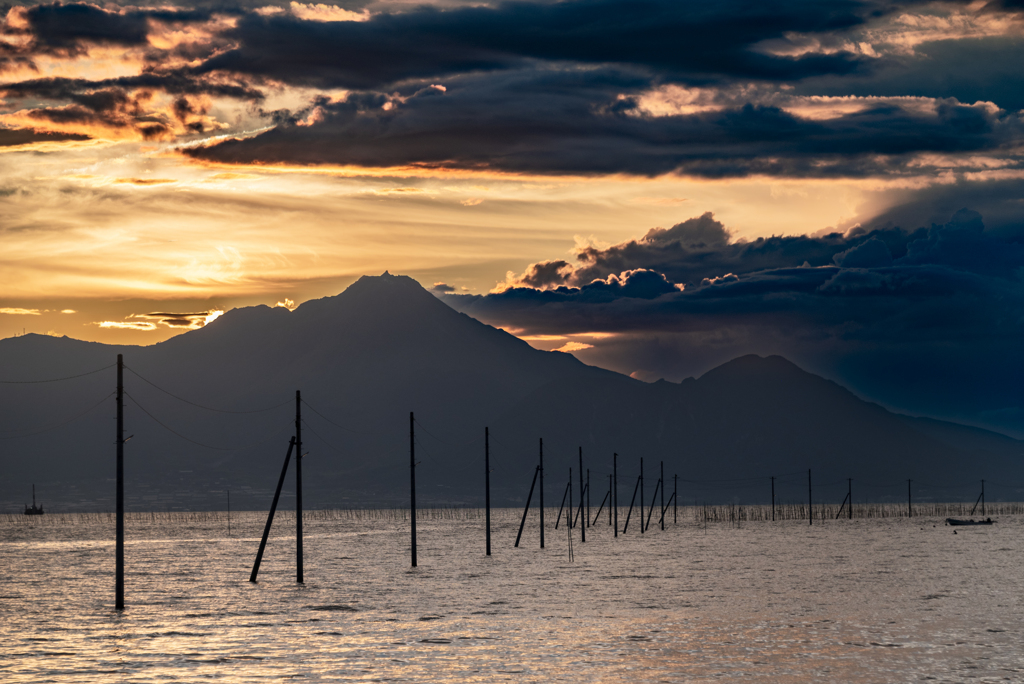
411;412;417;567
115;354;124;611
539;439;544;549
295;390;303;584
485;427;491;556
613;453;618;537
578;448;585;542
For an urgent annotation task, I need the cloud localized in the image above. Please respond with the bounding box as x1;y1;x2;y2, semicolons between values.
183;65;1024;177
0;127;91;147
0;307;41;315
429;282;454;293
95;309;225;331
97;320;158;331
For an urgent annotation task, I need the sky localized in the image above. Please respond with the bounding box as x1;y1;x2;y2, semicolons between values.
1;0;1023;435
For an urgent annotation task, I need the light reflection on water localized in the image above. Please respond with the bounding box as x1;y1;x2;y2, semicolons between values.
1;509;1021;682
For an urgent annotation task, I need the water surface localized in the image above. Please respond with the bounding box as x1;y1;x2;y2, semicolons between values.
1;509;1021;682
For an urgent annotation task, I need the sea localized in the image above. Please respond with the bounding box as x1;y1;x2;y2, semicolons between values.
1;508;1021;683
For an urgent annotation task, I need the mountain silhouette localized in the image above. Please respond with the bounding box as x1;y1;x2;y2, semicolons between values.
1;273;1020;511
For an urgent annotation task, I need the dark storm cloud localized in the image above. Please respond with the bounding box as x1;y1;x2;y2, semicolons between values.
0;126;89;145
2;74;265;103
444;209;1024;339
184;66;1024;176
195;0;870;90
11;3;217;54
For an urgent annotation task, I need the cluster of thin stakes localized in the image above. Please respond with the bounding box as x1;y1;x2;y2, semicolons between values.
103;356;989;610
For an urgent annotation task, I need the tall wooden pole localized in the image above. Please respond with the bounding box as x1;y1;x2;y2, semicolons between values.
485;427;491;556
410;412;417;567
115;354;124;611
250;437;296;582
808;469;812;526
538;438;545;549
295;390;303;583
613;453;618;537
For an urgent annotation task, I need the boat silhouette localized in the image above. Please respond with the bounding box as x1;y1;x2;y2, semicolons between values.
24;484;44;515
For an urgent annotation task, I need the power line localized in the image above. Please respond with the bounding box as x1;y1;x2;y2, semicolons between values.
124;365;291;414
124;391;291;451
0;391;115;439
0;363;115;384
301;399;375;436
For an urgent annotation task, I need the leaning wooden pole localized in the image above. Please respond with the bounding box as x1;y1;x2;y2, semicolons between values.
623;474;640;533
250;437;296;582
115;353;124;611
295;390;303;584
410;412;417;567
485;427;491;556
602;473;610;528
514;467;539;547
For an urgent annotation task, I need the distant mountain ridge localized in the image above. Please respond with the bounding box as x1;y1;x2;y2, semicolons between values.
1;273;1020;511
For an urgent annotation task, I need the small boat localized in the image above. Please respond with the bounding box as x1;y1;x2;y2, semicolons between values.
24;484;44;515
946;517;993;526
